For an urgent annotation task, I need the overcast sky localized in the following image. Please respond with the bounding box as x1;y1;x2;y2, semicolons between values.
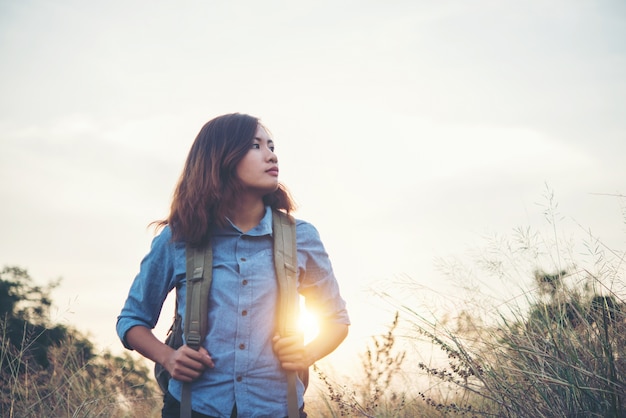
1;0;625;373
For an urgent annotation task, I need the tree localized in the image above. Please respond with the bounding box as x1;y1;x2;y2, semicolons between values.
0;266;68;368
0;266;159;418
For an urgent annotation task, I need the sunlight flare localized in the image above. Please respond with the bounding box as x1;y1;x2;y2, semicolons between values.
298;299;319;343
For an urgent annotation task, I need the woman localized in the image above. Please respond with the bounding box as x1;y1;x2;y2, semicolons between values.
116;113;350;418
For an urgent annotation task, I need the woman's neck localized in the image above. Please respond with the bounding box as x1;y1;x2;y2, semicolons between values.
228;197;266;233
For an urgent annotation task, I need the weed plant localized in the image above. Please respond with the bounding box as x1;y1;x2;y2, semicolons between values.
400;190;626;417
312;189;625;417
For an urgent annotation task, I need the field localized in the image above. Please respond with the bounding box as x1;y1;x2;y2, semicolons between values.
2;196;625;417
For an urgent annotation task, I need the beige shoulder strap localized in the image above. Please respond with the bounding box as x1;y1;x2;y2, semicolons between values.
181;244;213;418
272;210;300;418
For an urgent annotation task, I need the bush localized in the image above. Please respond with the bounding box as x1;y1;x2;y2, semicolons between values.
0;266;161;418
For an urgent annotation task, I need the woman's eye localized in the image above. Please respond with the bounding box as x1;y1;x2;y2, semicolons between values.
251;143;260;149
269;146;275;152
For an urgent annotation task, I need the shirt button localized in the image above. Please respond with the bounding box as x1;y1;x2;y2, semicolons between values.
241;310;248;316
242;280;248;286
239;343;245;350
240;257;247;262
236;376;243;382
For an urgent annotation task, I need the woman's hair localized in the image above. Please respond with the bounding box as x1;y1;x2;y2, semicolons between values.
155;113;295;245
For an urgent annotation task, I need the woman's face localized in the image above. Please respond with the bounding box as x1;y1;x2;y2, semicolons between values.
235;124;279;196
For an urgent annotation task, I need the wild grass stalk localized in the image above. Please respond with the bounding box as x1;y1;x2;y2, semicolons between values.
311;312;412;417
395;190;626;417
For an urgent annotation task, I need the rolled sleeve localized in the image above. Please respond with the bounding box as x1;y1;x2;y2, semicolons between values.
296;220;350;326
116;226;185;349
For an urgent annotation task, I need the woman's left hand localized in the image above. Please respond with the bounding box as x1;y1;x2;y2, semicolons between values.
273;322;349;371
272;333;308;371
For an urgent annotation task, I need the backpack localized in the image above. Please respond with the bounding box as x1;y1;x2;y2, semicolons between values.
154;210;306;418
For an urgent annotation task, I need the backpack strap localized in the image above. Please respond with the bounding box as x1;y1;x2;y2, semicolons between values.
272;210;300;418
181;244;213;418
178;213;297;418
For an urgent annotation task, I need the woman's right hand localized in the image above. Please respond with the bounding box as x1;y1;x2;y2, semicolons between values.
165;345;215;382
126;326;215;382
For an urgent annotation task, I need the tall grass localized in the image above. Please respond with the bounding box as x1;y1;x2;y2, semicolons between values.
0;318;161;417
397;191;626;417
406;274;625;417
3;190;624;417
312;189;625;417
0;266;161;417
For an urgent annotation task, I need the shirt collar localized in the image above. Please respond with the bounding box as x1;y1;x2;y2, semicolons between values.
223;206;273;237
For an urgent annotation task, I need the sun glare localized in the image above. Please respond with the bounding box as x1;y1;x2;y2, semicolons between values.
298;299;319;343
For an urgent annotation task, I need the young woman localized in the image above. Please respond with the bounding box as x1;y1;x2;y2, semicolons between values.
116;113;350;418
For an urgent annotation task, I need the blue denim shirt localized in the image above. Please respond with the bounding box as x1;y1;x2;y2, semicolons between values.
116;207;349;417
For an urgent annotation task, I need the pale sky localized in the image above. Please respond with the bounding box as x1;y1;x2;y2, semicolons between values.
1;0;625;374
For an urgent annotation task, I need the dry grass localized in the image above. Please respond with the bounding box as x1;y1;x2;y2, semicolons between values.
309;189;626;417
0;266;161;418
4;189;624;417
0;322;161;417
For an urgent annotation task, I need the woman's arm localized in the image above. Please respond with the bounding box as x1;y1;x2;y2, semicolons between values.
276;220;350;370
126;325;214;382
273;321;349;371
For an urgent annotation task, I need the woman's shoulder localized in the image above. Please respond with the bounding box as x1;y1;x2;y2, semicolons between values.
294;217;317;232
294;217;324;245
149;225;184;252
151;224;172;243
146;225;186;273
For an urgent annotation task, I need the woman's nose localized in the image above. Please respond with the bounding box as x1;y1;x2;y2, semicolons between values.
266;147;277;163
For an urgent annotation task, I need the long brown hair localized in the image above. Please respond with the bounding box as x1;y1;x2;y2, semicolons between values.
156;113;295;245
